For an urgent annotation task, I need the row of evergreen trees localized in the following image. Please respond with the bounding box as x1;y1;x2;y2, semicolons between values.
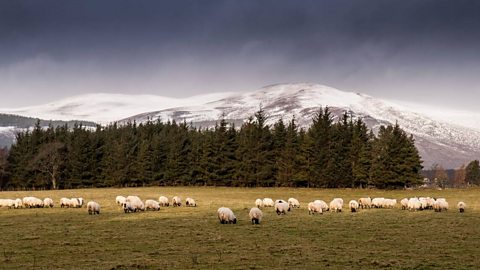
1;108;423;190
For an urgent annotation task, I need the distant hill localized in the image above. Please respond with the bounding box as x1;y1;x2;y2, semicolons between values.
0;113;97;148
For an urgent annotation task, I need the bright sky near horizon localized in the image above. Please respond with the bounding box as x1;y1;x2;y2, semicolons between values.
1;0;480;110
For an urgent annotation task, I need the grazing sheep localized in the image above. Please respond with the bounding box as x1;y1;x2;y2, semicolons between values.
275;201;290;215
255;198;263;208
116;196;126;206
313;200;329;212
124;196;145;213
400;198;409;210
288;198;300;208
60;197;72;208
359;197;372;209
14;198;23;209
145;200;160;211
408;198;421;211
249;207;263;224
87;201;100;215
382;199;397;209
158;196;170;207
185;197;196;207
217;207;237;224
329;198;343;213
43;198;54;208
308;202;323;215
0;199;15;208
172;196;182;207
349;200;359;212
262;198;274;207
372;198;385;208
457;201;466;213
434;198;449;212
23;197;43;208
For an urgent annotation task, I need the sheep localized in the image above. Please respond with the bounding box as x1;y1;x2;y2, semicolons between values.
419;197;428;210
87;201;100;215
434;198;449;212
329;198;343;213
23;197;43;208
288;198;300;208
124;196;145;213
408;198;421;211
172;196;182;207
313;200;329;212
275;201;290;215
116;196;126;206
372;198;385;208
43;198;54;208
249;207;263;224
70;198;84;208
158;196;170;207
255;198;263;208
349;200;359;212
382;199;397;209
217;207;237;224
60;197;72;208
262;198;274;207
400;198;409;210
457;201;466;213
359;197;372;209
0;199;15;208
14;198;23;209
145;200;160;211
185;197;196;207
308;202;323;215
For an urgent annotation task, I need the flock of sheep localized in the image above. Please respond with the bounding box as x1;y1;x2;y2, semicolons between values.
0;195;467;224
219;196;467;225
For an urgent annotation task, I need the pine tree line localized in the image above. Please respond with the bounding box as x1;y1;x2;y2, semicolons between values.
1;107;423;190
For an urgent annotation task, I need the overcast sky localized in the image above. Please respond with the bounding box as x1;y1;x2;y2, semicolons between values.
1;0;480;110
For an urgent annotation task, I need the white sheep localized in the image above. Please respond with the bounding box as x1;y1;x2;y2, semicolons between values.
158;196;169;207
23;197;43;208
313;200;329;212
172;196;182;207
275;201;290;215
124;196;145;213
457;201;466;213
60;197;72;208
400;198;409;210
0;199;15;208
116;196;126;206
185;197;196;207
255;198;263;208
329;198;343;213
217;207;237;224
382;199;397;209
349;200;359;212
14;198;23;209
43;198;54;208
408;197;421;211
87;201;100;215
308;202;323;215
145;200;160;211
359;197;372;209
434;198;449;212
249;207;263;224
262;198;274;207
372;198;385;208
288;198;300;208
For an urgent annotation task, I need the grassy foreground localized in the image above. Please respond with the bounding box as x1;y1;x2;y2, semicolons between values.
0;187;479;269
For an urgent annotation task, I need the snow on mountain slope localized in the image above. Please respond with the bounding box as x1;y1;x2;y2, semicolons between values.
121;83;480;169
0;92;233;124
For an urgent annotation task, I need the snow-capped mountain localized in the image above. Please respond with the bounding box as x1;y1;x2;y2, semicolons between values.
121;83;480;169
1;83;479;168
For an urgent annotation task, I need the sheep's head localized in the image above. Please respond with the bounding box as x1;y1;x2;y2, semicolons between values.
232;218;237;224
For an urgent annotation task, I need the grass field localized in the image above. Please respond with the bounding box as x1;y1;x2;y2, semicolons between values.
1;187;480;269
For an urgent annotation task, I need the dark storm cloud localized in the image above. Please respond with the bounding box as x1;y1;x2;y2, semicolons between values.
1;0;480;108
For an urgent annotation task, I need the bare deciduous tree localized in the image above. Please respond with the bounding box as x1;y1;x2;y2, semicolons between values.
31;142;66;189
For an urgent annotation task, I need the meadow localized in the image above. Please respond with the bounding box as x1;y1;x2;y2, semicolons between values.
1;187;479;269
